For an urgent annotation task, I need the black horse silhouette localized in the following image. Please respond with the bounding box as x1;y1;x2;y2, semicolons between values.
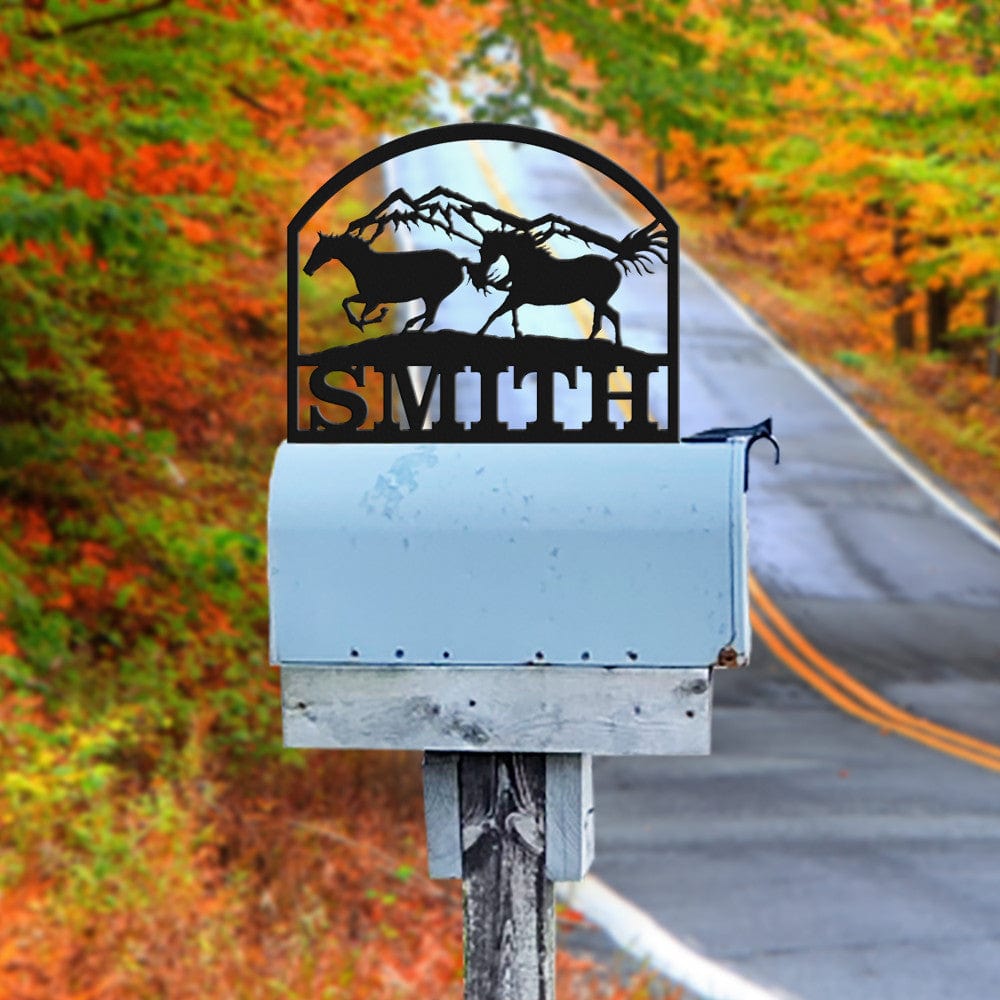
471;230;624;343
303;232;468;332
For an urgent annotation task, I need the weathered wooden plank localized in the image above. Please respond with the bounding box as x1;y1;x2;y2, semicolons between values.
423;751;462;879
460;753;554;1000
545;754;594;881
281;665;712;755
424;752;597;882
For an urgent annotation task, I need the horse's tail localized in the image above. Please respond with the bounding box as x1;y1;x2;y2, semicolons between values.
459;257;498;294
612;221;669;277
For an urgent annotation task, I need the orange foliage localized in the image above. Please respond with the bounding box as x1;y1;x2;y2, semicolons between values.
0;627;19;657
0;136;114;197
16;508;54;550
129;142;236;197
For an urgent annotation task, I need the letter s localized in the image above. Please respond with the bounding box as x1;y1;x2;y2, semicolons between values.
308;363;368;431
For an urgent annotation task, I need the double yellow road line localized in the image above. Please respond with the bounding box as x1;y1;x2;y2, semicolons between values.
471;140;1000;775
750;575;1000;773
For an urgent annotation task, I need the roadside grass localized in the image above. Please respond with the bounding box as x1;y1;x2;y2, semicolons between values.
0;730;679;998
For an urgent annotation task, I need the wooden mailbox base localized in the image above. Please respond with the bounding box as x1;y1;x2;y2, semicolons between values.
282;665;712;755
424;752;594;1000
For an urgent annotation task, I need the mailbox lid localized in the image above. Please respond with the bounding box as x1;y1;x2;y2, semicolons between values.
268;441;748;668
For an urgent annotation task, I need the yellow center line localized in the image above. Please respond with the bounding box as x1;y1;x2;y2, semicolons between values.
750;578;1000;768
471;141;1000;775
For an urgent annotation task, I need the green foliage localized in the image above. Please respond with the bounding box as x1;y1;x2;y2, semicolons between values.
834;349;869;371
465;0;861;144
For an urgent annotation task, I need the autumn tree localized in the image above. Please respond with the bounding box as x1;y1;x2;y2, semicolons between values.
471;0;1000;365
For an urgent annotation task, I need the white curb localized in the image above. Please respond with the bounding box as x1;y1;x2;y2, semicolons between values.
558;876;800;1000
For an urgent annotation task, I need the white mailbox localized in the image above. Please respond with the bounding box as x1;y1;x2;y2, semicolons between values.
269;440;749;756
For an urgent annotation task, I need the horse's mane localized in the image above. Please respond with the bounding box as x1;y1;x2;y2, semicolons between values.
329;232;366;247
483;229;552;257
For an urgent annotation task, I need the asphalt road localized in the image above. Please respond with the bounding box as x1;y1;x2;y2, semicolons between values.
595;250;1000;999
315;123;1000;998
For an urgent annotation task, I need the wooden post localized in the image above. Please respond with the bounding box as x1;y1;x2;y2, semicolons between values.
460;753;554;1000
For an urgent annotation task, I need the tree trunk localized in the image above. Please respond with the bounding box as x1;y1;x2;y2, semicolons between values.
986;286;999;380
891;227;914;352
654;148;666;194
927;283;951;353
893;289;915;352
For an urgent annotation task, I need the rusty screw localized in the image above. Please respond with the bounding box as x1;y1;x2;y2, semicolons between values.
716;645;742;668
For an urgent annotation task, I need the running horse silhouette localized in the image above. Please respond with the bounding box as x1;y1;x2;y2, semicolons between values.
303;232;468;332
472;230;625;344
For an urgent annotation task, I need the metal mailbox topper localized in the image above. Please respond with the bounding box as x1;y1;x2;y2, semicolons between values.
269;123;776;997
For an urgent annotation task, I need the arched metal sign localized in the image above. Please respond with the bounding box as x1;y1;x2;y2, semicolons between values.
287;123;679;443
